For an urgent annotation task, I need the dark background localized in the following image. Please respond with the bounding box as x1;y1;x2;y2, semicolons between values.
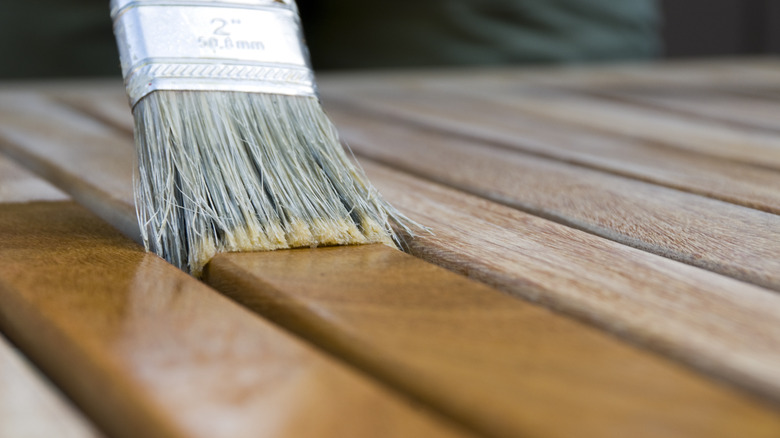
660;0;780;57
0;0;778;79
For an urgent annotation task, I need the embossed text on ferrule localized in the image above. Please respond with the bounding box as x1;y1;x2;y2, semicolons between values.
111;0;315;106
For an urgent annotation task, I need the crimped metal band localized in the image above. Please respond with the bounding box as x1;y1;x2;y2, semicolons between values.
110;0;316;107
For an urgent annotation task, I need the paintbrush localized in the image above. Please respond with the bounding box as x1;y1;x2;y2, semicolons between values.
110;0;412;275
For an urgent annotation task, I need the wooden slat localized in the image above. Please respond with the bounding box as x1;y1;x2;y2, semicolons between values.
0;91;139;242
0;158;470;438
2;84;780;436
569;88;780;133
0;158;103;436
0;333;104;438
358;160;780;402
480;90;780;169
206;245;780;438
0;149;68;203
319;86;780;216
325;106;780;291
45;78;780;218
517;58;780;98
315;58;780;108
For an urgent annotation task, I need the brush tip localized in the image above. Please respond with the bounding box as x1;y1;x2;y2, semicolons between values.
133;90;415;276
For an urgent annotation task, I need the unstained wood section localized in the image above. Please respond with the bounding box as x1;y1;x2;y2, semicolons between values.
325;107;780;291
0;153;67;203
479;90;780;169
357;160;780;405
1;84;780;436
575;88;780;133
0;202;470;438
317;58;780;99
0;91;139;242
319;86;780;215
0;333;104;438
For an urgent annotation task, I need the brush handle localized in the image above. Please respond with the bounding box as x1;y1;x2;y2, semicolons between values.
111;0;315;107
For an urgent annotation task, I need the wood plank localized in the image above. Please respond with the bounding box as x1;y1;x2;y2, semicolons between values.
479;90;780;169
411;59;780;141
357;159;780;404
2;84;780;437
0;333;104;438
0;91;139;243
0;159;101;438
319;85;780;215
574;89;780;134
517;58;780;98
324;106;780;291
48;77;780;218
0;158;471;438
0;149;67;203
316;58;780;100
206;245;780;438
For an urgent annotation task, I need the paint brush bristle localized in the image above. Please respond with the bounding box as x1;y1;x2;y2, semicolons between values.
134;90;412;275
112;0;416;275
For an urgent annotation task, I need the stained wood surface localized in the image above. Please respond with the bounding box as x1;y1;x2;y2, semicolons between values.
0;69;778;436
1;60;780;436
0;156;106;438
0;161;101;437
0;333;104;438
206;245;780;438
0;158;470;438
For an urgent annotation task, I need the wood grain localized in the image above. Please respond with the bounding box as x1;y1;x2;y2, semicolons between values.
479;90;780;170
514;58;780;99
358;159;780;405
2;83;780;436
0;150;67;203
0;91;139;243
0;158;99;438
570;88;780;133
206;244;780;438
319;85;780;215
324;106;780;291
0;201;471;438
316;57;780;98
0;332;104;438
0;156;470;438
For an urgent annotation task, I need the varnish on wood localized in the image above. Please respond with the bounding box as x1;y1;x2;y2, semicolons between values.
1;68;780;437
0;156;472;438
0;160;102;438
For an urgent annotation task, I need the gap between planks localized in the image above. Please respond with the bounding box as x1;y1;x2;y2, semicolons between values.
1;84;779;436
0;158;474;438
321;104;780;292
42;82;780;294
318;84;780;215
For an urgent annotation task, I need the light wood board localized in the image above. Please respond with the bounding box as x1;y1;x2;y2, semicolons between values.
323;106;780;291
319;85;780;215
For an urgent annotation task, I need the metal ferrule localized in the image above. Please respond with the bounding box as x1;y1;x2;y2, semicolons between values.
110;0;316;107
